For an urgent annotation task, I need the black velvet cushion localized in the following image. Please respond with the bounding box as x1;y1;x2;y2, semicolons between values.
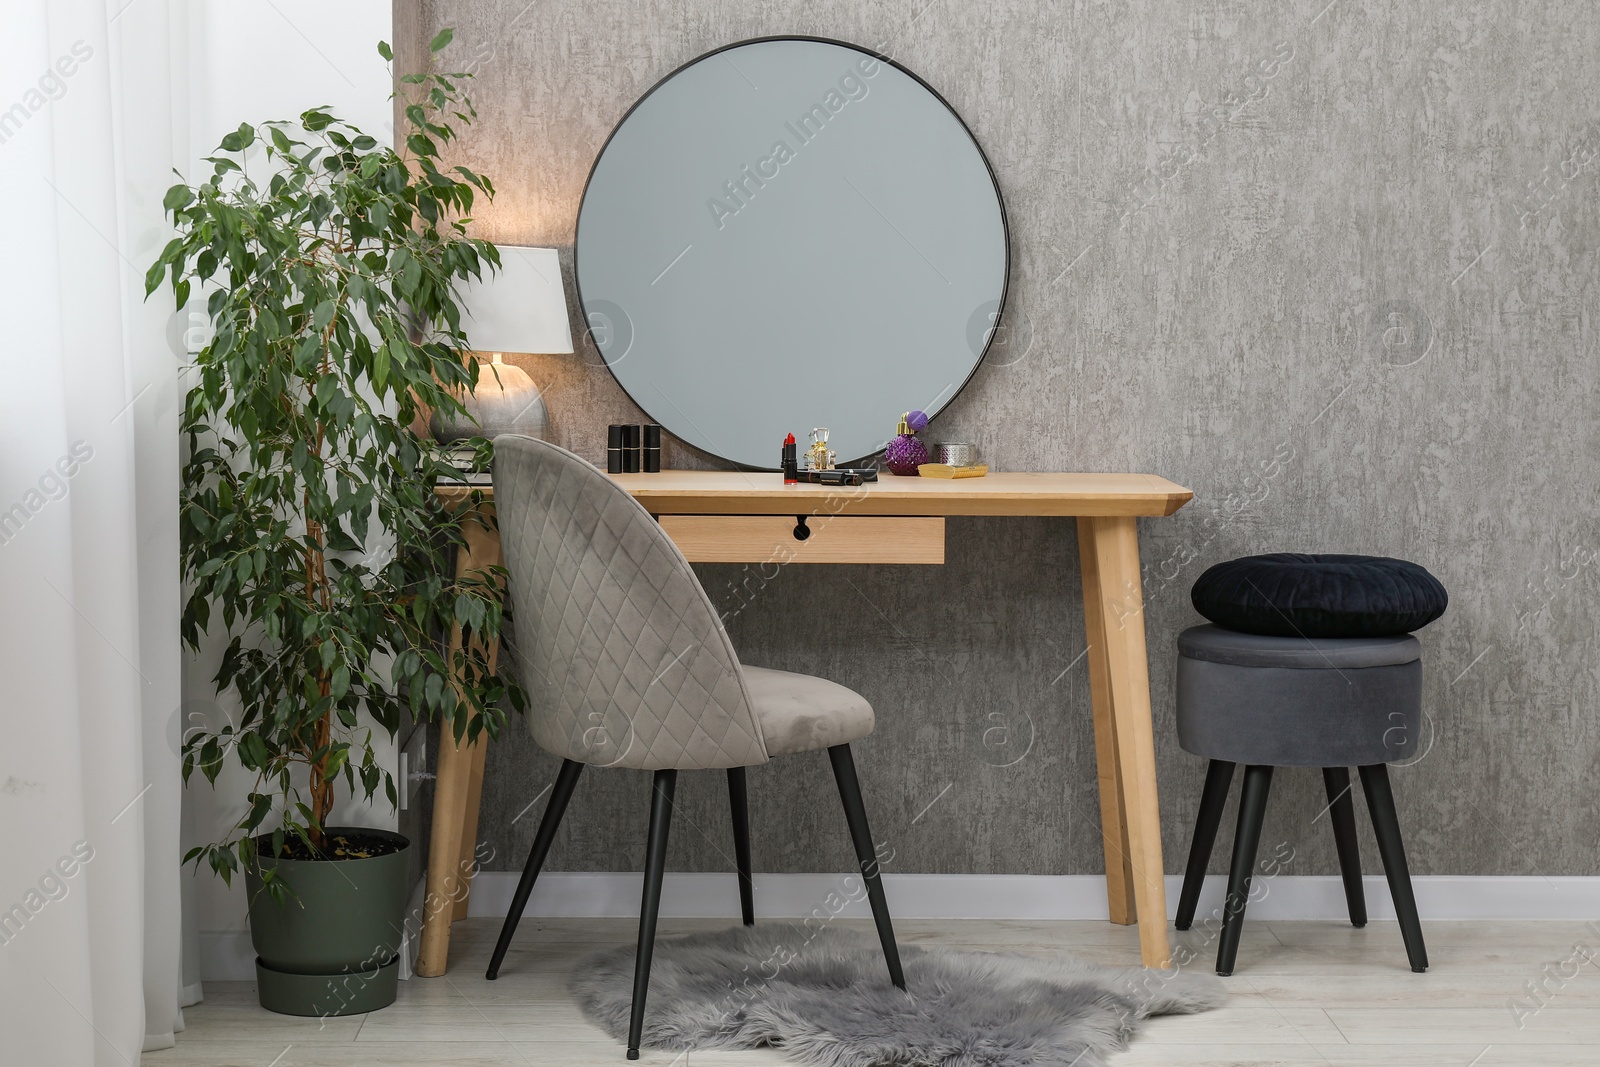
1191;553;1447;638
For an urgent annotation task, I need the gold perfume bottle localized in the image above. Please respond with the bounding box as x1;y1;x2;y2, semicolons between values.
806;428;836;471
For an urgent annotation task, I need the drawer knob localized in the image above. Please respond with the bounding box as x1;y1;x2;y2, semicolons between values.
792;516;811;541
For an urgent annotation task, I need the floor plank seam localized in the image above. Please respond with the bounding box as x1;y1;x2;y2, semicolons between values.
1318;1004;1353;1047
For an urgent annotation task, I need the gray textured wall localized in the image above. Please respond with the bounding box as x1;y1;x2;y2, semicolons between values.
417;0;1600;880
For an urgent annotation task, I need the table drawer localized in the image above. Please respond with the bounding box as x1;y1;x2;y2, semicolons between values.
658;514;945;564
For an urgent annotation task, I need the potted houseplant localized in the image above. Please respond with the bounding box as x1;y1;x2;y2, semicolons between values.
148;32;522;1016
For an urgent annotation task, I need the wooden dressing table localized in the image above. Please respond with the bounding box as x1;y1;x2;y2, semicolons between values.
418;470;1193;975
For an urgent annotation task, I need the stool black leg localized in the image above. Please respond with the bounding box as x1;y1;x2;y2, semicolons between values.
486;759;584;980
1322;767;1368;927
1176;760;1235;931
1216;764;1273;976
627;769;676;1059
828;744;906;989
1359;763;1428;973
726;767;755;926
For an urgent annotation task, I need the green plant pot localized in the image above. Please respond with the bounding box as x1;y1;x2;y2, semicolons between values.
244;826;411;1017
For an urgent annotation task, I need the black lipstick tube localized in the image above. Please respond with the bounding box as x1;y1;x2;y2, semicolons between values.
642;424;661;473
622;424;641;473
607;425;625;474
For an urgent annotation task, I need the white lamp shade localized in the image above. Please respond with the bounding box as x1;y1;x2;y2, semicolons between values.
459;246;574;355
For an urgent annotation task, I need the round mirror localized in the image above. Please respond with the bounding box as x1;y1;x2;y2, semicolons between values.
576;37;1009;469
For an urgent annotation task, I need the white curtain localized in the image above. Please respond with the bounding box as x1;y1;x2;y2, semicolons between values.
0;0;186;1060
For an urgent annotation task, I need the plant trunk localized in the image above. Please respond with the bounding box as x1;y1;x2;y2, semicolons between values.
309;695;333;850
305;491;333;851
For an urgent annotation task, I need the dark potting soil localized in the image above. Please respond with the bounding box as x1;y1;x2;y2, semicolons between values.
267;831;404;862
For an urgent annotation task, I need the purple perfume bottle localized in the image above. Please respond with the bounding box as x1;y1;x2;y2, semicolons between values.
885;410;930;476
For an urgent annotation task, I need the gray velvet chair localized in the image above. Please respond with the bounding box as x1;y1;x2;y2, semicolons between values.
483;435;904;1060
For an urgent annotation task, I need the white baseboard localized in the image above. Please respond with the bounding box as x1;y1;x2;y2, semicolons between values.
199;930;254;982
396;875;425;980
466;871;1600;923
199;873;1600;981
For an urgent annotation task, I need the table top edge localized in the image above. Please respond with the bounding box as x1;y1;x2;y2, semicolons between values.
438;471;1195;517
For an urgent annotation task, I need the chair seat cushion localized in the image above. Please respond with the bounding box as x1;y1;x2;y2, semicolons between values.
743;666;875;758
1191;553;1447;638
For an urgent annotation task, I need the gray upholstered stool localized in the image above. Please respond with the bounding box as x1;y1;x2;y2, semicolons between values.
1174;624;1429;975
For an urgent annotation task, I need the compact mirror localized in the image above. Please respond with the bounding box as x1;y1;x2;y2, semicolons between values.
576;37;1009;469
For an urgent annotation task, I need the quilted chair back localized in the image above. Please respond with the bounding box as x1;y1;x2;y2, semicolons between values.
491;436;768;770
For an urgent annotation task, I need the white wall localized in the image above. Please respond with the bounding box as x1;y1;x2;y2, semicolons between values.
188;1;393;161
178;0;394;973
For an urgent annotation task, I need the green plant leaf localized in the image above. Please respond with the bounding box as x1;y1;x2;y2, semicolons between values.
330;664;351;700
429;28;454;53
143;258;166;297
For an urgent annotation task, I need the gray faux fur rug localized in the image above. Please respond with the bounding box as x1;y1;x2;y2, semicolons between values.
570;924;1225;1067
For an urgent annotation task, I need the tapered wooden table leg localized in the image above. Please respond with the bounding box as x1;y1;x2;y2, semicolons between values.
1079;515;1171;969
451;725;492;923
1077;519;1137;926
417;502;501;977
416;725;475;976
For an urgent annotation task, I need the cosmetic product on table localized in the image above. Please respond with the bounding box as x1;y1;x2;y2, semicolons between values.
805;428;837;472
918;463;989;479
921;441;985;476
642;424;662;473
607;425;625;474
608;424;665;474
622;424;641;472
935;441;979;467
885;410;930;476
794;467;878;485
782;433;798;483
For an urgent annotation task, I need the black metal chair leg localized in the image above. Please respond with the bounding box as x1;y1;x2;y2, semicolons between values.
1359;764;1428;972
827;744;906;990
727;767;755;926
626;769;676;1059
1176;760;1236;931
1216;764;1273;976
486;759;584;980
1323;767;1368;928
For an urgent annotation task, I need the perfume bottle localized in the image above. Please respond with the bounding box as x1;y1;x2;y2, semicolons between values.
806;428;836;471
885;410;930;476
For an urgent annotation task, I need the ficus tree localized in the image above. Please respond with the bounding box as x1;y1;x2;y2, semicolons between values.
148;31;524;892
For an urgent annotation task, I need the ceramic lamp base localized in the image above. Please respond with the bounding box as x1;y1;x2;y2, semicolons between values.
430;361;549;441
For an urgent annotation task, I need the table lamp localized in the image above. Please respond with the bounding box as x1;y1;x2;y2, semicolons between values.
430;245;574;442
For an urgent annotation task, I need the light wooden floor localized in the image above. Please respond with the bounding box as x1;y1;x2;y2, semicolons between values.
145;917;1600;1065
